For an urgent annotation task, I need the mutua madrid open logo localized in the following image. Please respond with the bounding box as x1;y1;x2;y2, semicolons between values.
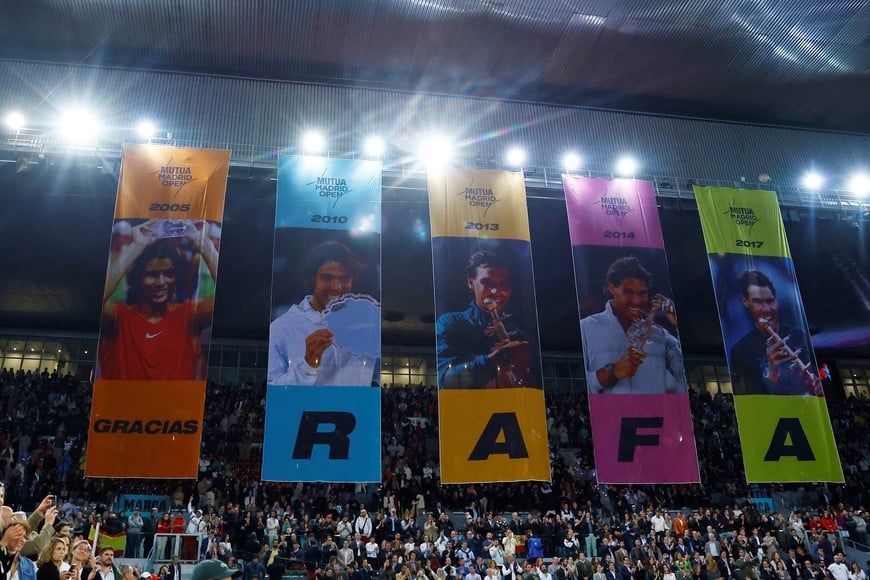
593;188;633;224
152;158;196;195
307;169;353;213
724;199;761;234
455;180;500;217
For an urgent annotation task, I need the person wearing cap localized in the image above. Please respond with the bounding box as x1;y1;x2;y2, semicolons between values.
2;513;36;580
354;510;372;543
191;560;242;580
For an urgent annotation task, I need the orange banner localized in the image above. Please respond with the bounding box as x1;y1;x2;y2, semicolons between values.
113;145;228;222
87;145;229;478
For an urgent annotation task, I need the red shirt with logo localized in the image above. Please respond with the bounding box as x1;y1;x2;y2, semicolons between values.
99;302;200;380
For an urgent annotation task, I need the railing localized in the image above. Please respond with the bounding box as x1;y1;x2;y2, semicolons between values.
150;533;204;565
2;129;868;215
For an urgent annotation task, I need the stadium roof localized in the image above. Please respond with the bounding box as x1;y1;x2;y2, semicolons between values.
0;0;869;133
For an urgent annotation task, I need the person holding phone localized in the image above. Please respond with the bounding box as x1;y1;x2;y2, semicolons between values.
37;538;70;580
68;539;99;580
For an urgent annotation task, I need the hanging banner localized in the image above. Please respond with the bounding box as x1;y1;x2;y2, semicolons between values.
263;156;381;482
563;176;699;484
428;167;549;483
695;186;843;482
87;144;230;478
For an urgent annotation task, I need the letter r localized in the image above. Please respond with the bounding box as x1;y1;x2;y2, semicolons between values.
292;411;356;460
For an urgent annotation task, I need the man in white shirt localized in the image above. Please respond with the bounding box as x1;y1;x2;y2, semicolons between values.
501;554;523;580
187;502;204;534
365;537;379;567
651;510;667;540
826;554;849;580
355;509;373;540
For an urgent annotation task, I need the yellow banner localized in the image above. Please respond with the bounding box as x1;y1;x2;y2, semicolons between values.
428;166;548;483
695;186;843;483
439;389;550;482
694;186;791;258
427;167;531;241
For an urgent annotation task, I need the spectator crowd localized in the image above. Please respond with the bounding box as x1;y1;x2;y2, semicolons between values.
0;366;867;580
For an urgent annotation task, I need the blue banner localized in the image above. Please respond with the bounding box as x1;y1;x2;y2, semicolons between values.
264;156;382;482
118;494;171;516
275;156;381;233
262;386;381;482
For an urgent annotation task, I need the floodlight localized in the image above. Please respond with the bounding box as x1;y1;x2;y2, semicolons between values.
136;119;157;139
4;111;25;131
301;131;326;154
616;156;637;176
802;171;824;190
506;147;525;167
562;152;581;172
419;135;453;166
363;136;385;157
59;108;99;144
847;173;870;198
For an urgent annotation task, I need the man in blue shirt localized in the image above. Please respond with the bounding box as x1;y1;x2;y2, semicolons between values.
580;257;686;394
436;249;539;389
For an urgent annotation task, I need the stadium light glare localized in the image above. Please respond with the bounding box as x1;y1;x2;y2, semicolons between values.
562;152;581;172
419;135;453;166
136;119;157;139
616;155;638;176
59;108;99;144
4;111;25;131
301;130;326;154
363;135;385;157
505;147;525;167
801;171;824;190
847;173;870;198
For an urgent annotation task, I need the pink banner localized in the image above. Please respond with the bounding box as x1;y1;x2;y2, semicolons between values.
588;395;698;483
563;177;664;249
563;175;699;484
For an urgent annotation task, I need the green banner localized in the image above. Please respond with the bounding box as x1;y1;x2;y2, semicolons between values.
695;186;842;482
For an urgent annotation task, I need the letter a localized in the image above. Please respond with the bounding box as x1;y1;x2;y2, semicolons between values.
468;413;529;461
292;411;356;460
763;418;815;461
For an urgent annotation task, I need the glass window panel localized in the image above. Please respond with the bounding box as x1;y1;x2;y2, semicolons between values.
24;340;44;356
7;339;25;355
570;362;583;379
209;347;223;366
64;339;82;359
239;349;258;368
21;358;41;373
219;367;239;385
81;340;97;359
238;368;258;385
553;362;570;377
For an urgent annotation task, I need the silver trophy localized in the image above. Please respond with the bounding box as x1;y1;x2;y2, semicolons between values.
626;298;674;355
757;317;817;385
